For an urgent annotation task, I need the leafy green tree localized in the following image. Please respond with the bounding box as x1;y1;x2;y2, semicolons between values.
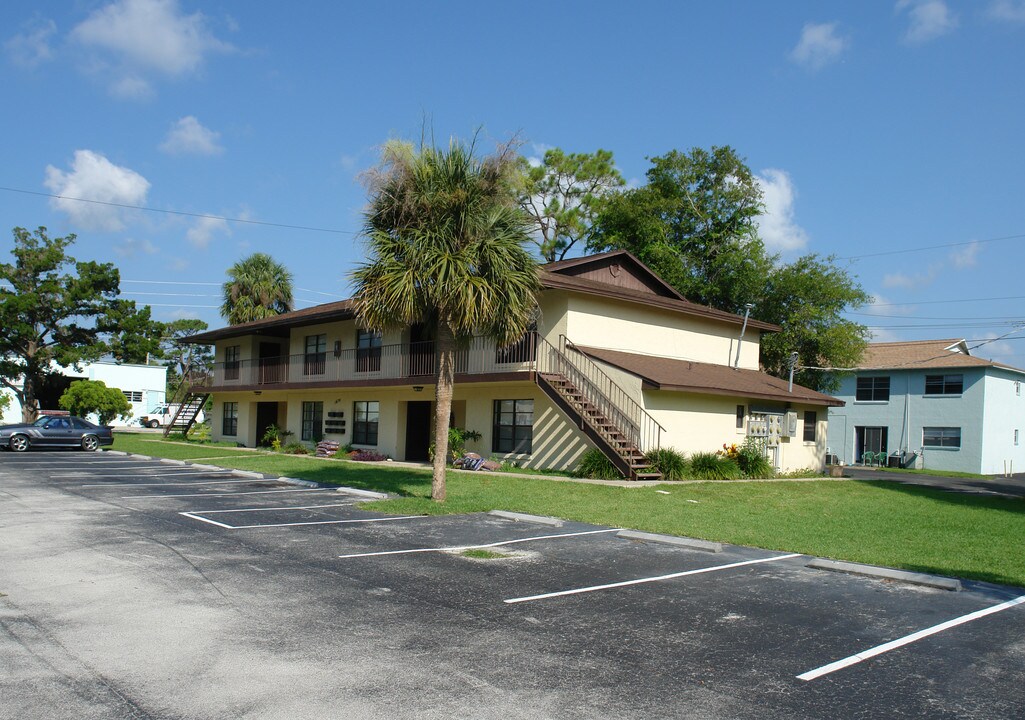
590;146;774;309
0;227;155;422
353;137;541;501
58;379;132;425
0;390;11;418
100;301;165;364
590;147;869;391
758;255;869;393
221;253;294;325
160;319;212;394
519;148;624;262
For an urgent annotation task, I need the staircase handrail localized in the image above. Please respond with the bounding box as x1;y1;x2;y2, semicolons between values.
534;334;663;454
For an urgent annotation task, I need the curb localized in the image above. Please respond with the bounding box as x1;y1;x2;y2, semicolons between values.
160;458;186;466
185;463;227;472
488;510;564;527
231;470;266;479
334;486;389;500
616;529;722;553
129;454;152;460
806;558;962;591
103;450;128;456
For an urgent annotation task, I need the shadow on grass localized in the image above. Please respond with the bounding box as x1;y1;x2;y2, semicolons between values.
853;478;1025;514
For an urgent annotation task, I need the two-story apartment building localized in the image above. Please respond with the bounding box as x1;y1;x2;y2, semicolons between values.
184;251;841;477
826;339;1025;474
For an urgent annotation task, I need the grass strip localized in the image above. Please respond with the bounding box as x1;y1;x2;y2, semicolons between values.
112;433;1025;587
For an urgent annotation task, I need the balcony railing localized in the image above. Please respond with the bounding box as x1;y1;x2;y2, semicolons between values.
195;335;538;389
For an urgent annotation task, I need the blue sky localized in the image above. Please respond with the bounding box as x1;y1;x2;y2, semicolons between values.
2;0;1024;367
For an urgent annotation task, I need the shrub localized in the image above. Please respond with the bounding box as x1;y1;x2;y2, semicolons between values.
736;437;774;478
645;447;689;481
349;449;388;462
429;427;483;463
187;422;211;443
576;447;623;480
281;441;310;455
690;451;742;480
261;424;292;450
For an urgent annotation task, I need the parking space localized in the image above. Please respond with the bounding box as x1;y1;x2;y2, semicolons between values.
2;450;1023;718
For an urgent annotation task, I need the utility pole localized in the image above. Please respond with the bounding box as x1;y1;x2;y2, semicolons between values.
787;352;799;392
733;303;755;369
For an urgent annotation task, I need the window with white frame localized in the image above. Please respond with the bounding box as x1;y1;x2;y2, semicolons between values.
803;411;817;442
224;345;241;380
122;390;143;403
222;402;238;436
493;399;533;454
923;427;961;449
301;401;324;442
353;401;379;445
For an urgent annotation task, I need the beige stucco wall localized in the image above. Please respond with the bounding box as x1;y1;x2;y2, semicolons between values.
555;293;760;370
643;390;825;472
211;380;592;473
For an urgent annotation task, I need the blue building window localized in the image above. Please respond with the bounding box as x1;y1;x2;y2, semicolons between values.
856;376;890;401
925;374;963;395
923;427;960;449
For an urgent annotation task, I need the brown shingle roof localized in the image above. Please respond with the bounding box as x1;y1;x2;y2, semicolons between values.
577;346;844;407
859;339;1025;373
187;252;779;343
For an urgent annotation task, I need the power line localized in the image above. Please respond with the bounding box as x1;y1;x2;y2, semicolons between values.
868;294;1025;307
0;185;357;236
838;232;1025;261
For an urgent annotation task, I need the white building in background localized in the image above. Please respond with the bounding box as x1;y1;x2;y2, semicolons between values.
1;360;167;427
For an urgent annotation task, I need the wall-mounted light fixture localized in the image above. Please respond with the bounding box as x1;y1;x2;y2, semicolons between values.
412;386;424;393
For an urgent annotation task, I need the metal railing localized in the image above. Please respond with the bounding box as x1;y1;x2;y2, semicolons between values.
536;335;663;455
192;335;537;389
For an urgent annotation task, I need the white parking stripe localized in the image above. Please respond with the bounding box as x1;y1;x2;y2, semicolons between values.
180;513;428;530
503;553;803;604
797;594;1025;681
52;471;232;479
78;478;277;488
121;487;328;499
337;528;621;559
189;502;355;514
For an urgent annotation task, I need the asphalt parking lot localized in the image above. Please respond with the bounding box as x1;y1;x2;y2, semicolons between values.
1;451;1023;719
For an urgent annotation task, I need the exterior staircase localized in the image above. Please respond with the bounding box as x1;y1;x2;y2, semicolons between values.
163;364;211;438
534;335;663;481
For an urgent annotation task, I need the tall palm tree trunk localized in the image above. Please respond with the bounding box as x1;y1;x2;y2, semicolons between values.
431;324;456;502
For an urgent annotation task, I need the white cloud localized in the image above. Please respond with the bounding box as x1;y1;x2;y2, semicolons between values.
897;0;958;44
755;169;809;252
950;241;979;269
71;0;232;97
790;22;848;70
160;116;224;155
881;243;981;290
186;215;229;249
43;150;150;231
109;75;153;100
987;1;1025;23
5;18;57;67
113;237;158;258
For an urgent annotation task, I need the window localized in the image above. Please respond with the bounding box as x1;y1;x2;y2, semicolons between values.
71;418;92;429
735;405;745;430
925;374;963;395
1015;429;1020;446
493;399;534;454
803;411;817;443
1016;381;1021;397
353;401;379;445
122;390;142;403
923;427;961;449
355;329;382;372
224;345;241;381
304;334;327;375
301;401;324;442
856;376;890;402
222;402;238;436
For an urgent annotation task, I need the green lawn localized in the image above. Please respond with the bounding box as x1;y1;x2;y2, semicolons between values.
110;433;1025;588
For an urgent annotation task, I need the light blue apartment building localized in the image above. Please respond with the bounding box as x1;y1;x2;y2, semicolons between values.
826;339;1025;475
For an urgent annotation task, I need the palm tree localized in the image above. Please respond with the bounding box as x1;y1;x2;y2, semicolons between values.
352;137;541;502
221;253;294;325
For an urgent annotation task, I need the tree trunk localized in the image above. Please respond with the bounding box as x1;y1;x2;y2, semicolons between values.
20;360;38;423
431;324;456;502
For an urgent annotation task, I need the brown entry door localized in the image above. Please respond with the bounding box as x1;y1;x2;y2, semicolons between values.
405;401;432;462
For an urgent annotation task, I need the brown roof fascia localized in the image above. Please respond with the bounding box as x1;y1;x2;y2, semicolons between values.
185;300;355;344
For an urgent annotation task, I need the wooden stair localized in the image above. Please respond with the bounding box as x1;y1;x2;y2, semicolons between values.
537;371;662;482
163;392;209;438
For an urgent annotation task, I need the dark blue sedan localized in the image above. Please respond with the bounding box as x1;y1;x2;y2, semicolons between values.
0;416;115;452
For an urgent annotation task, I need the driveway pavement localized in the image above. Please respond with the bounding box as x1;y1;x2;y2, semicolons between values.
843;466;1025;498
1;451;1023;719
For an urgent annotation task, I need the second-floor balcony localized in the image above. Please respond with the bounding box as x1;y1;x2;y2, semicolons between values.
194;335;537;391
